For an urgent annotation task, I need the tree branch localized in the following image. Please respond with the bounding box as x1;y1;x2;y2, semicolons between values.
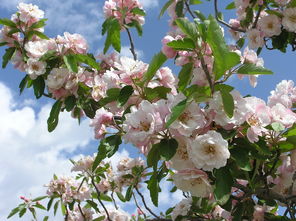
126;28;137;61
91;178;111;221
214;0;246;33
135;187;160;219
185;0;196;19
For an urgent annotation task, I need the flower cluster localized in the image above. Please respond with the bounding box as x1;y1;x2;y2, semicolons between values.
229;0;296;50
103;0;145;26
2;1;296;221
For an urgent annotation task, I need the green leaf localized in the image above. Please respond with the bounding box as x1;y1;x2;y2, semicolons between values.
221;90;234;118
207;16;240;80
225;2;235;9
147;143;161;169
127;20;143;36
285;125;296;137
231;148;251;171
116;192;126;202
145;86;171;101
167;38;195;50
175;18;198;41
47;100;62;132
64;96;76;112
7;206;20;218
43;216;49;221
271;122;285;132
142;52;167;85
100;194;112;202
76;54;100;70
7;28;19;36
32;196;47;202
19;75;29;95
215;84;234;118
30;31;49;40
125;186;133;201
93;216;106;221
184;85;211;102
105;135;122;157
19;208;27;217
159;0;175;18
30;19;48;29
214;167;233;205
104;18;121;53
178;63;194;92
118;85;134;106
131;7;146;16
236;63;273;75
102;17;113;35
93;135;122;171
63;54;78;73
175;0;184;17
39;50;57;61
190;0;202;4
92;141;107;171
33;76;45;99
158;139;178;161
194;10;206;21
34;204;47;210
0;18;16;27
148;173;159;206
166;99;188;128
86;200;99;212
0;42;7;47
47;198;54;211
98;88;121;106
2;47;16;68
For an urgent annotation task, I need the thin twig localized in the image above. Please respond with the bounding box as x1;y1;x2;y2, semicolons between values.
91;178;111;221
185;0;196;19
252;5;263;29
214;0;245;33
78;203;86;221
199;54;214;95
132;192;147;219
135;187;160;219
126;28;137;61
111;191;119;210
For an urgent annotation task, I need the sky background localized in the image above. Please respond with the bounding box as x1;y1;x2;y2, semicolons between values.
0;0;295;220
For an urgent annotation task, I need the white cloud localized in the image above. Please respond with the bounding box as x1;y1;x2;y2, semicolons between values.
0;0;103;46
139;0;159;9
0;82;93;220
120;46;144;60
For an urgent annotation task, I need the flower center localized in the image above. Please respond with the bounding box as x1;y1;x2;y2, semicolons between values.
32;64;40;71
289;15;296;23
204;144;216;155
140;121;150;132
247;114;260;127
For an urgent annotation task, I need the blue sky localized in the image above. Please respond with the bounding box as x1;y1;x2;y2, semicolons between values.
0;0;295;220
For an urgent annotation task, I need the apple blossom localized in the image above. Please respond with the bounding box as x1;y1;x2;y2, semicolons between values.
187;130;230;171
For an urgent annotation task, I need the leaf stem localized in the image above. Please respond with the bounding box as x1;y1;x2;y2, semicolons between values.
126;28;137;61
91;177;111;221
214;0;245;33
135;187;160;219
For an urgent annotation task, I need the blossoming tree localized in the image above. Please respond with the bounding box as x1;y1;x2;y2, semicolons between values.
1;0;296;220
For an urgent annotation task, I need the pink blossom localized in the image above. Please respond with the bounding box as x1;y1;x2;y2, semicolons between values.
172;168;212;198
245;97;272;143
123;100;163;147
161;35;178;58
90;108;114;139
17;3;44;25
270;103;296;128
103;0;145;27
268;80;296;109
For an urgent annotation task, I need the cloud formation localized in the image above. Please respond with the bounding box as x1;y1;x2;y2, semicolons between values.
0;82;93;220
